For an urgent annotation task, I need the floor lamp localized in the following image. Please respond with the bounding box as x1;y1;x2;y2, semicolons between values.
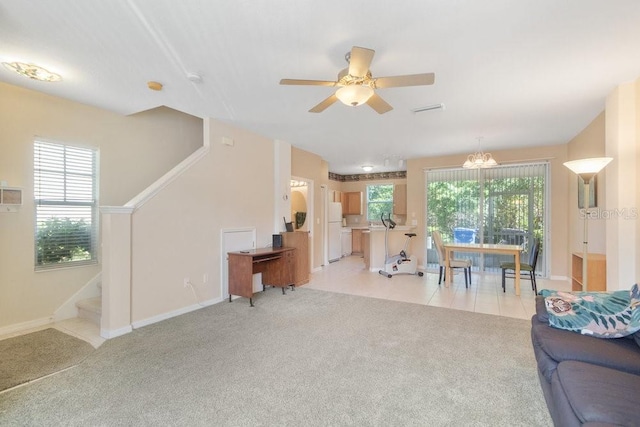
563;157;613;291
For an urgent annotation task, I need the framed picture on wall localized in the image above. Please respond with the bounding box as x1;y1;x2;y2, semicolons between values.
577;175;597;208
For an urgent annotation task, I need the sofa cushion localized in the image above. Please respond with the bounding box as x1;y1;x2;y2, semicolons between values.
551;361;640;427
539;284;640;338
531;315;640;382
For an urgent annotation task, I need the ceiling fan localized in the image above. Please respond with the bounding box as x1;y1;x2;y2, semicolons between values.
280;46;435;114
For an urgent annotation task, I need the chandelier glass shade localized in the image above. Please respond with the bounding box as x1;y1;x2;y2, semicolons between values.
336;84;374;107
2;62;61;82
462;151;498;169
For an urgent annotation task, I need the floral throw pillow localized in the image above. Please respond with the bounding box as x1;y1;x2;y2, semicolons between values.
539;284;640;338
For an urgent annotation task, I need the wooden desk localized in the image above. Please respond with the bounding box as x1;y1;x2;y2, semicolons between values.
228;247;295;306
444;243;523;295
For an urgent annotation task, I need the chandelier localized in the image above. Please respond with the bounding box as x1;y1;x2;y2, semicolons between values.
463;151;498;168
462;137;497;168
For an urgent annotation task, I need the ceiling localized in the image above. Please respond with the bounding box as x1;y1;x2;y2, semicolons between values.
2;1;640;175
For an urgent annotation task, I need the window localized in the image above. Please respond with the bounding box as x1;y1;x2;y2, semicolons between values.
34;140;98;269
367;184;394;221
425;162;548;275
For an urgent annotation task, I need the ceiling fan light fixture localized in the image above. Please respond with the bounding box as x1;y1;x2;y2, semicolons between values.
336;84;373;107
2;61;61;82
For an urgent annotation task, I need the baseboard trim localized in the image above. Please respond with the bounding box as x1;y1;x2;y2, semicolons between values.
131;297;222;330
0;316;53;338
100;325;133;339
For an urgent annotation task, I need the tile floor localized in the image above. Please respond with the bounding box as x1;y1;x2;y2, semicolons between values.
306;254;572;320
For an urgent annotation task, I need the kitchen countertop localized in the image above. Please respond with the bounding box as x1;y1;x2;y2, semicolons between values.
368;225;415;231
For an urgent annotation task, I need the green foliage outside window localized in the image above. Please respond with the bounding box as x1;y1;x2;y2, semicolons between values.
36;218;92;265
427;174;544;246
367;184;394;221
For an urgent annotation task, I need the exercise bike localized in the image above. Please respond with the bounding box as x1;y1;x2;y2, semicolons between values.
377;213;424;278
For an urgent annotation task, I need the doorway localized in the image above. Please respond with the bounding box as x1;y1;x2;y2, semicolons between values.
290;176;314;270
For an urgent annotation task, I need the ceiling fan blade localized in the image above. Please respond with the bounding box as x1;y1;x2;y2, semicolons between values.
366;93;393;114
373;73;435;89
348;46;375;78
309;94;339;113
280;78;337;87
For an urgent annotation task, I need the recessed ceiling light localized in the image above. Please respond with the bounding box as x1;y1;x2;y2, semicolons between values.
2;62;61;82
362;165;374;172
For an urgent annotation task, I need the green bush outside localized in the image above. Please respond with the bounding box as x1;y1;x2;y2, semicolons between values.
36;218;92;265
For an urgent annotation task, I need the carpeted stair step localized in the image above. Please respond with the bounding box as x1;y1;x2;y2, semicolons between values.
76;297;101;326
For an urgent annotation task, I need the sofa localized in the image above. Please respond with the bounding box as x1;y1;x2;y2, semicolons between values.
531;295;640;426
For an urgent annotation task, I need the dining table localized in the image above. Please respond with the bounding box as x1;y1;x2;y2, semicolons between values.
443;242;524;295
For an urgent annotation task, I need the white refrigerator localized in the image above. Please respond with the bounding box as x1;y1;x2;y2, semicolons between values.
328;202;343;262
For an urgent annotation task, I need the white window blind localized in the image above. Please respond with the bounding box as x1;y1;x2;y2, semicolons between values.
34;140;98;269
426;162;548;274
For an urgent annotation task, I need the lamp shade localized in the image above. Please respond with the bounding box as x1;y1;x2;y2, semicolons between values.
336;85;374;107
563;157;612;176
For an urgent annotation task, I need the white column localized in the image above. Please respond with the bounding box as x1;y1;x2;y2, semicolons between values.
605;79;639;290
100;206;134;338
274;139;292;233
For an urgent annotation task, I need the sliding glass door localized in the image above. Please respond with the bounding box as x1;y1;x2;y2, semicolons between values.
425;162;548;275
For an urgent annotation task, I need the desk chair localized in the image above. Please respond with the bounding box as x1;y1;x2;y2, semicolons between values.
432;230;472;287
501;238;540;294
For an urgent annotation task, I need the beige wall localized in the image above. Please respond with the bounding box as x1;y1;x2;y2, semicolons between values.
129;119;277;324
0;82;202;330
406;144;570;278
291;146;328;270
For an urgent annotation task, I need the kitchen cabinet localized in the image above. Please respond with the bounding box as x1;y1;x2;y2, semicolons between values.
333;190;342;203
393;184;407;215
343;191;363;215
352;228;364;254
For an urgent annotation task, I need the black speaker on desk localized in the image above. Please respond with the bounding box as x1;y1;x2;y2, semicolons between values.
272;234;283;248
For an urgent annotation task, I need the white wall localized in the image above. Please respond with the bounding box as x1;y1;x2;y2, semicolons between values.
605;77;640;290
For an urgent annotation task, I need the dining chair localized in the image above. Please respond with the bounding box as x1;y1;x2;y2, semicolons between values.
500;238;540;293
432;230;472;287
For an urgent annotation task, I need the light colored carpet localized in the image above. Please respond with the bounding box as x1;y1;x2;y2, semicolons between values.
0;288;551;426
0;328;95;392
